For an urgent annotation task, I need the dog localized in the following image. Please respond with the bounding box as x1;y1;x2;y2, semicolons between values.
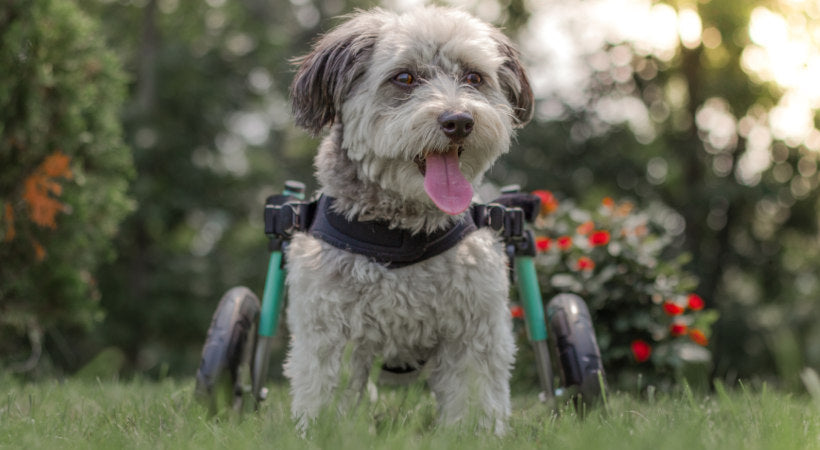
283;6;533;434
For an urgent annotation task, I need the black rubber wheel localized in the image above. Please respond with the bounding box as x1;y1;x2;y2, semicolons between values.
195;286;260;416
546;293;606;406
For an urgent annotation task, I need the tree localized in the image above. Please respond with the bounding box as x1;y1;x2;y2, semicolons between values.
0;0;134;374
497;0;820;385
77;0;331;375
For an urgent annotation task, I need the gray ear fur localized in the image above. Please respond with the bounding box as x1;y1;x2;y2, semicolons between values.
290;12;382;135
495;36;534;127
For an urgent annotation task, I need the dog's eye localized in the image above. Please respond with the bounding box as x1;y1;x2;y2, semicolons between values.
393;72;415;86
464;72;482;86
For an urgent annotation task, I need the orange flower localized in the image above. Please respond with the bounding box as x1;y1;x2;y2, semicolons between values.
663;301;685;316
688;293;705;311
41;150;73;179
631;340;652;363
23;174;65;229
33;240;46;262
689;329;709;346
589;230;610;246
557;236;572;251
21;150;73;229
576;221;594;235
532;190;558;215
576;256;595;271
669;322;688;337
535;236;551;252
602;197;615;209
510;304;524;319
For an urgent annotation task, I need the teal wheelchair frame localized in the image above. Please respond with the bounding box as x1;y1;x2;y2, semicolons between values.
195;181;605;414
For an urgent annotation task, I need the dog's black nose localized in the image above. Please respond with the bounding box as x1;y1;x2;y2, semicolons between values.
438;111;474;140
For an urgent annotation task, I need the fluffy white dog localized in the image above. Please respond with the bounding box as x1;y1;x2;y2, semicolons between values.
283;6;533;433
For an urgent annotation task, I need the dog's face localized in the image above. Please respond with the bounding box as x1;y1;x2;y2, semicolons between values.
291;7;533;215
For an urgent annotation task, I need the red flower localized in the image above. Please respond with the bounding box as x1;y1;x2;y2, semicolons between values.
532;190;558;215
535;236;551;252
669;322;688;337
688;293;705;311
631;340;652;363
576;256;595;271
602;197;615;209
510;304;524;319
589;230;610;246
557;236;572;251
663;301;685;316
689;329;709;346
576;221;594;235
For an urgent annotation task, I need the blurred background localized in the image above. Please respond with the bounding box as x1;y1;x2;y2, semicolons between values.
2;0;820;390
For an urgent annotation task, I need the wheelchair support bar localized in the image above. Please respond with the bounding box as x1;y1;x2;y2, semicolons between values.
259;181;305;338
516;256;555;401
259;250;286;337
515;256;548;342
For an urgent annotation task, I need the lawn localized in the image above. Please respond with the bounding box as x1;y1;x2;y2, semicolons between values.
1;376;819;449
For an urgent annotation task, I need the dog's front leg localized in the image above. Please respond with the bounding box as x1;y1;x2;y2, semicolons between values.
427;304;516;435
283;324;347;431
340;344;375;409
284;333;373;430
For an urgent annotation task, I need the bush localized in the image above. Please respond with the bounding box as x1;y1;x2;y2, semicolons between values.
514;191;718;391
0;0;133;373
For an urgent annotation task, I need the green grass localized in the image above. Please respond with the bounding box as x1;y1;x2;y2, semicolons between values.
1;378;819;449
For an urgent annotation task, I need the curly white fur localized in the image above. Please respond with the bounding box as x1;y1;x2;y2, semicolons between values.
283;6;533;434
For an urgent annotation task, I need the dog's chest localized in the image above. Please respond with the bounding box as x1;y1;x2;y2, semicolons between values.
285;228;510;348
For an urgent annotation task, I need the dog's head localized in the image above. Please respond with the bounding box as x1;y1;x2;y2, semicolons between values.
291;7;533;216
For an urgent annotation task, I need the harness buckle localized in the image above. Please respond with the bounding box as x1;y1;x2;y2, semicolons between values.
264;200;312;240
505;207;524;239
487;204;506;232
280;203;301;237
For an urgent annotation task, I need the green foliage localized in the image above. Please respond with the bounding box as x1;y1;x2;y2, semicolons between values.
521;193;717;390
74;0;326;375
3;0;818;391
2;378;820;449
494;0;820;385
0;0;134;372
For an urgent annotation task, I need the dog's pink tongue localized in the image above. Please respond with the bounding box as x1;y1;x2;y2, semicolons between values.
423;147;473;215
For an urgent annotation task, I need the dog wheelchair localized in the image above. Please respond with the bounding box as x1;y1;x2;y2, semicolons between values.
194;180;606;414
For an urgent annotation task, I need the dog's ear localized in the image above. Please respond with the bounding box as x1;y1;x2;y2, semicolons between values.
494;37;534;127
290;12;381;135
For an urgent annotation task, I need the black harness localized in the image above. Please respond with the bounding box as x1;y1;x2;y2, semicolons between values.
264;190;540;269
263;186;540;375
309;195;477;268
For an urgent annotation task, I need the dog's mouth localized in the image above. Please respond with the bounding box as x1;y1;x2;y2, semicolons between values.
416;144;473;216
414;146;464;176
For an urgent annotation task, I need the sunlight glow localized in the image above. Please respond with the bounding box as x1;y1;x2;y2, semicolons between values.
695;98;737;154
678;8;702;49
701;27;722;49
743;5;820;152
520;0;681;127
749;7;789;48
648;4;679;60
737;125;773;186
595;95;656;143
770;94;815;145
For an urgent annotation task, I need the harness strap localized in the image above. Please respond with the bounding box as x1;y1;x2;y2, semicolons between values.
308;195;477;268
264;191;541;269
